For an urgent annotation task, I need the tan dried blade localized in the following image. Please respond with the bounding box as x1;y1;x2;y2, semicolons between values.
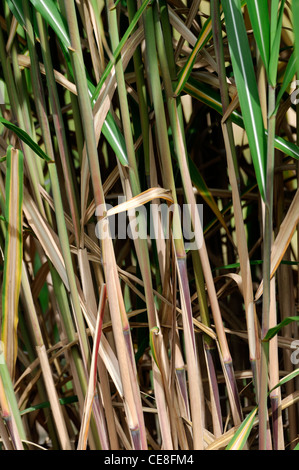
1;148;23;378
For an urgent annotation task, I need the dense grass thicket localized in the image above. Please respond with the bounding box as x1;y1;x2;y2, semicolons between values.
0;0;298;450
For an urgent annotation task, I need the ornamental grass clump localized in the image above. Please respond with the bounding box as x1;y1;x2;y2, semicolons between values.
0;0;298;450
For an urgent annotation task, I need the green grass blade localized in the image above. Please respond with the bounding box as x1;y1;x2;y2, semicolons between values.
6;0;25;25
292;0;299;78
149;326;160;369
263;316;299;342
270;0;280;48
1;147;24;378
269;368;299;394
0;116;54;162
213;259;299;271
246;0;270;76
29;0;71;48
274;51;297;114
20;395;79;416
268;0;286;86
222;0;267;201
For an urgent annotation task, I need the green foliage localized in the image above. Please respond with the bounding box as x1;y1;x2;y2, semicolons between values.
0;0;298;451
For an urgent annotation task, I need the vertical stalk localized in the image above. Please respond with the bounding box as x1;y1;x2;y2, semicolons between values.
20;0;106;447
159;3;223;433
108;1;181;449
259;83;276;450
192;249;223;436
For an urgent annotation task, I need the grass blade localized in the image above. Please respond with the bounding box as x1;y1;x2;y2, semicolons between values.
6;0;25;26
226;407;258;450
292;1;299;78
174;16;213;96
268;0;286;86
274;51;297;114
29;0;70;49
263;316;299;342
246;0;270;76
0;117;54;162
220;0;267;200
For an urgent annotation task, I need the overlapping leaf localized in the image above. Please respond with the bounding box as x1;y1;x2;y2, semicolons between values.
246;0;270;76
222;0;267;201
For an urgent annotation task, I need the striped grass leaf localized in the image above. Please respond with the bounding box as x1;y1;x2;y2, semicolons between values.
226;367;299;450
174;17;213;96
269;368;299;394
222;0;267;201
29;0;71;49
226;369;299;450
246;0;270;76
210;388;298;450
226;406;258;450
1;147;24;378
